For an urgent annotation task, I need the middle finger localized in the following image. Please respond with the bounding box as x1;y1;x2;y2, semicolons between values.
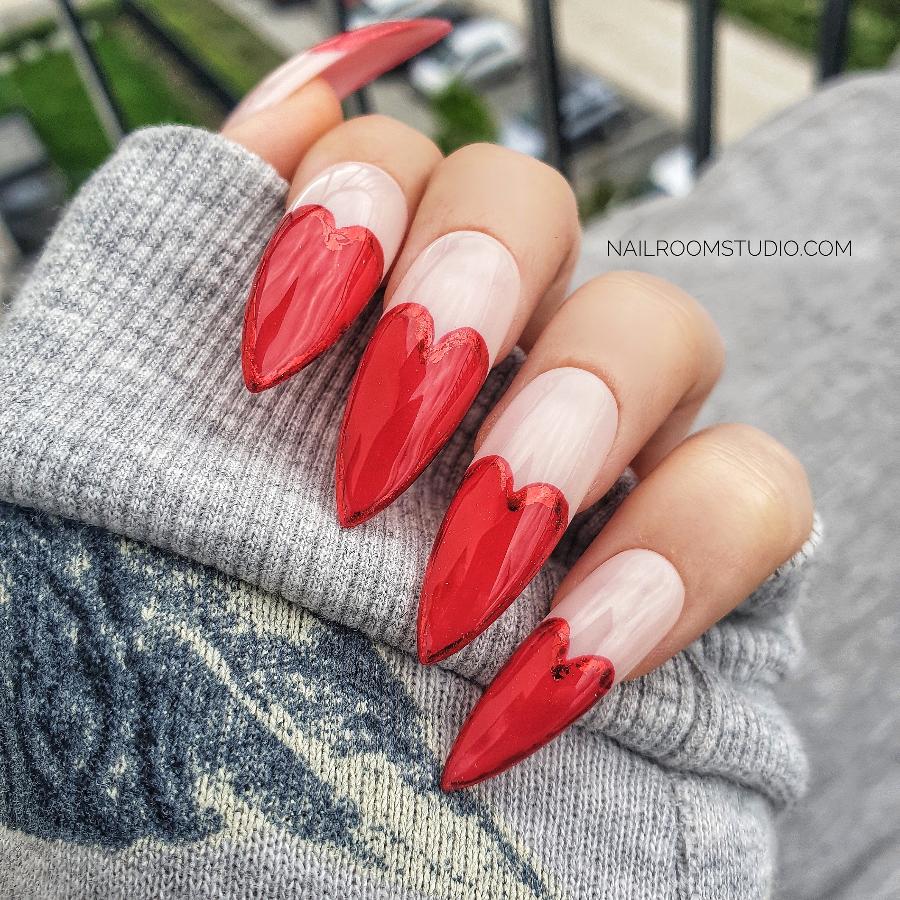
336;143;581;527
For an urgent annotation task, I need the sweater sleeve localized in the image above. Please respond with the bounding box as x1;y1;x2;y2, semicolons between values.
0;124;815;900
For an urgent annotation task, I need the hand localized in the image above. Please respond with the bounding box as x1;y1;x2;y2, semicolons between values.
221;23;814;791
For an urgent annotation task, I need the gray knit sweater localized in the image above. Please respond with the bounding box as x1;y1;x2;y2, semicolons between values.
0;109;825;896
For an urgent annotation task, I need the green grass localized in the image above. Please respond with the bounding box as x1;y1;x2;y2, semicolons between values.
96;19;221;129
720;0;899;70
0;13;228;190
135;0;284;95
431;82;498;156
0;0;285;191
0;48;111;189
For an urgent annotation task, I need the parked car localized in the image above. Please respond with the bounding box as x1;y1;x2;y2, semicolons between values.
500;68;626;160
348;0;466;30
648;144;695;197
409;18;525;97
0;111;65;255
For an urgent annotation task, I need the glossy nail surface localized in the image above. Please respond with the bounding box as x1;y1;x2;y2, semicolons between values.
418;367;618;664
242;162;406;391
336;231;519;527
225;19;452;127
441;549;684;790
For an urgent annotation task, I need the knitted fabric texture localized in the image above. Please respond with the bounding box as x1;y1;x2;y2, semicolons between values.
0;91;830;897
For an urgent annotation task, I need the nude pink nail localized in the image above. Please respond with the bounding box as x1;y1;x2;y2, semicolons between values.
551;549;685;671
418;367;619;663
335;231;520;527
442;549;684;790
225;19;452;128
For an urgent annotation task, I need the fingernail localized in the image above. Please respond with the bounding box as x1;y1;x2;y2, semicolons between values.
225;20;452;127
335;231;520;527
441;549;684;790
418;367;618;664
242;162;407;391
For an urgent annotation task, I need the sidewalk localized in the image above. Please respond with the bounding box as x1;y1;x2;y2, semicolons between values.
477;0;815;144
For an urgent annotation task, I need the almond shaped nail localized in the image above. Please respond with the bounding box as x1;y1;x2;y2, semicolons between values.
242;162;406;391
335;231;520;527
418;367;618;664
225;20;452;128
441;549;684;790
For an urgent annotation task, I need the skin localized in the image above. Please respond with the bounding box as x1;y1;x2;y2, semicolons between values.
221;79;814;683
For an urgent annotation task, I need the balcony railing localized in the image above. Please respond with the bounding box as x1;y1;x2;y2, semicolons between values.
55;0;856;180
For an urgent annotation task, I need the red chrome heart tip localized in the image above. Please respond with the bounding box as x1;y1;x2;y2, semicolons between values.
440;617;615;790
242;205;383;392
335;302;489;527
417;455;568;664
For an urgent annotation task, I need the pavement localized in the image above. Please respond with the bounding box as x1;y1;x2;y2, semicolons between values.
479;0;815;144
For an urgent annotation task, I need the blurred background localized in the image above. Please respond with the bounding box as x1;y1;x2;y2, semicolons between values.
0;0;897;276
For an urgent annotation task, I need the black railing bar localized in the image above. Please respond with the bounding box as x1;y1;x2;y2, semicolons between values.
528;0;568;178
818;0;852;81
689;0;717;168
122;0;240;110
326;0;371;116
55;0;126;144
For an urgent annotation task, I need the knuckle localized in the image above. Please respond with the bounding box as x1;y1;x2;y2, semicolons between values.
446;141;521;166
580;272;725;376
443;141;506;170
446;143;577;210
322;114;440;160
692;424;813;544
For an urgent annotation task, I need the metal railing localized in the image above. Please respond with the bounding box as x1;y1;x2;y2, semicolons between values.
324;0;371;116
689;0;717;167
56;0;126;142
56;0;857;179
819;0;854;81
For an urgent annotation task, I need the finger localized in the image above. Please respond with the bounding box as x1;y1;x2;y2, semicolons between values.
336;143;581;528
221;18;451;171
483;271;725;491
221;80;342;180
441;424;814;790
417;272;723;663
241;115;441;392
559;423;814;677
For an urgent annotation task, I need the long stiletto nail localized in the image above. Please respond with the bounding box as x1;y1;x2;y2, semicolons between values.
418;367;618;664
242;161;407;391
225;20;452;128
335;231;520;527
441;549;684;790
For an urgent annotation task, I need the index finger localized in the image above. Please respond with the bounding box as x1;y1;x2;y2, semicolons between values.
220;20;451;176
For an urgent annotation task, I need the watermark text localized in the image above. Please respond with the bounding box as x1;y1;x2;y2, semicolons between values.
607;239;851;258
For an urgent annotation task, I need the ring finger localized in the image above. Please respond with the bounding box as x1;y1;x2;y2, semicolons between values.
417;272;724;663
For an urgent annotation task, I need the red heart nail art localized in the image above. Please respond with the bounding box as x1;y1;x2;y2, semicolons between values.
418;455;568;664
336;303;489;528
441;617;615;791
242;204;383;392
